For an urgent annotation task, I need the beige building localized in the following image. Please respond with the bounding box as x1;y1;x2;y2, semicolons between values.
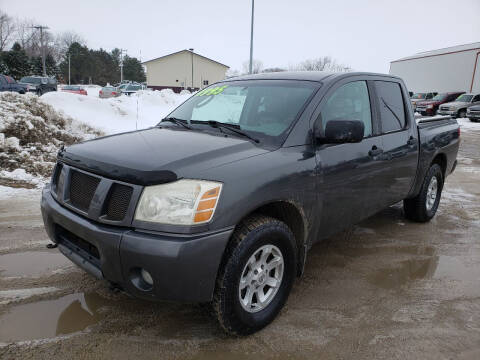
142;49;229;93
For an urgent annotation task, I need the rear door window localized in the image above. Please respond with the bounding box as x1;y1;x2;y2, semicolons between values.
374;81;406;133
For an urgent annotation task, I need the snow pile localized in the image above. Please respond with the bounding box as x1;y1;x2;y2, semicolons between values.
0;92;103;182
41;89;191;134
457;117;479;131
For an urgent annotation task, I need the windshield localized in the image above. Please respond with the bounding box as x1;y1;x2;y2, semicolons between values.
166;80;317;144
20;77;42;84
455;94;473;102
432;94;447;101
411;93;426;99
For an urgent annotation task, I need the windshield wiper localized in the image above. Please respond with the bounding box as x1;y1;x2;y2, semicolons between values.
160;117;192;130
195;120;259;143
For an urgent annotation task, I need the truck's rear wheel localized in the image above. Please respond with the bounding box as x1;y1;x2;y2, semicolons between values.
213;215;296;335
403;164;443;222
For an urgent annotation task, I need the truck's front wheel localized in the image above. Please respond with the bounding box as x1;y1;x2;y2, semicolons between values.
403;164;444;222
213;215;297;335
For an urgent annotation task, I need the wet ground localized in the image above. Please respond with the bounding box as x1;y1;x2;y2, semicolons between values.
0;124;479;359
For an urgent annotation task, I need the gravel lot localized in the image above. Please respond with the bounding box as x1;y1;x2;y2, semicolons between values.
0;123;479;360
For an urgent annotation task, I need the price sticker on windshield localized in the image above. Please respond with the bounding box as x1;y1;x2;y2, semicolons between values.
196;85;228;96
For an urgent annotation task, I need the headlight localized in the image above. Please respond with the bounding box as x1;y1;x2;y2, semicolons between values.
427;104;433;109
467;108;471;113
134;179;222;225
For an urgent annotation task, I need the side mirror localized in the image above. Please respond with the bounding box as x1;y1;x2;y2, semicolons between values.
316;120;365;144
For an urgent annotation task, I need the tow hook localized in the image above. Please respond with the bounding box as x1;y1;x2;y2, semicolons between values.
46;243;58;249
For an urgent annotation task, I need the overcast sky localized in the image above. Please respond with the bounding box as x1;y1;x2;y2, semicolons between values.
1;0;479;73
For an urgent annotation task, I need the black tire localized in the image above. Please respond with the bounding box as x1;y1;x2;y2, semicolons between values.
213;215;297;336
458;109;467;118
403;164;444;222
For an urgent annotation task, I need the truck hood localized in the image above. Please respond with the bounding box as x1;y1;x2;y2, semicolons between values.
58;126;271;185
441;101;469;108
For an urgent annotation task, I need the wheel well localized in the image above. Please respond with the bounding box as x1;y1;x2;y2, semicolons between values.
431;153;447;178
246;201;306;276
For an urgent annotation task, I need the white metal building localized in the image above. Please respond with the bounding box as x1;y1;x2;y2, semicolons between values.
389;42;480;93
142;50;229;93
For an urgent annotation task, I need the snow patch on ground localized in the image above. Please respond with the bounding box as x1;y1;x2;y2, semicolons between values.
0;287;59;305
457;118;480;131
0;185;42;200
41;89;191;134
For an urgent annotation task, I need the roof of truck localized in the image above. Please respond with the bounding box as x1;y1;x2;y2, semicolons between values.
224;71;397;83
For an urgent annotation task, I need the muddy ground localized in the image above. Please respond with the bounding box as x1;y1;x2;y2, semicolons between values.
0;127;479;360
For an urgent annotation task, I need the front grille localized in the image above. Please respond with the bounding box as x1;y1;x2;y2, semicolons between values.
51;163;63;196
105;183;133;221
440;106;449;111
56;225;100;266
69;170;100;212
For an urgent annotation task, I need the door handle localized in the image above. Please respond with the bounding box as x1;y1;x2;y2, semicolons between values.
368;145;383;157
407;136;417;146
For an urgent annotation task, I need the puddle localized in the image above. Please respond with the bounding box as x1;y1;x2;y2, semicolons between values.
0;292;109;343
368;256;439;289
342;244;436;258
433;256;480;281
0;250;72;277
369;255;480;289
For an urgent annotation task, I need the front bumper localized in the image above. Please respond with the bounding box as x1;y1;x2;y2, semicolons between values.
41;186;233;302
438;110;456;116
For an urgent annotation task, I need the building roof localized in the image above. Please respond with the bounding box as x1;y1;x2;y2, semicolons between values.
391;42;480;63
142;49;229;68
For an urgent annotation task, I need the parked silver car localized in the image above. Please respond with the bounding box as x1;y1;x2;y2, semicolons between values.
121;83;146;96
99;86;121;98
437;93;480;118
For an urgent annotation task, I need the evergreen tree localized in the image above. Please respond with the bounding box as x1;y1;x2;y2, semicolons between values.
2;42;30;80
122;55;146;83
59;42;90;84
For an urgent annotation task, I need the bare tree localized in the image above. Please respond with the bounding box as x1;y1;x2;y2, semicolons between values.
293;56;351;72
242;59;263;74
54;31;86;61
226;68;240;78
0;10;15;51
262;67;286;73
15;18;38;56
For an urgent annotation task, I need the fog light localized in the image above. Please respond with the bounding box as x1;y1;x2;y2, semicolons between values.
141;268;153;285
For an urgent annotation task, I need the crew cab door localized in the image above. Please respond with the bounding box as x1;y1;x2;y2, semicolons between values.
373;80;418;207
313;78;384;238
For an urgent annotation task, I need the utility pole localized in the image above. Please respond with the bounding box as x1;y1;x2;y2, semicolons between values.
189;48;194;89
119;49;127;82
31;25;49;76
249;0;254;74
68;53;71;85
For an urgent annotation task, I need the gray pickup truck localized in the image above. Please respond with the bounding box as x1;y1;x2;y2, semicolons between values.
41;72;459;335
